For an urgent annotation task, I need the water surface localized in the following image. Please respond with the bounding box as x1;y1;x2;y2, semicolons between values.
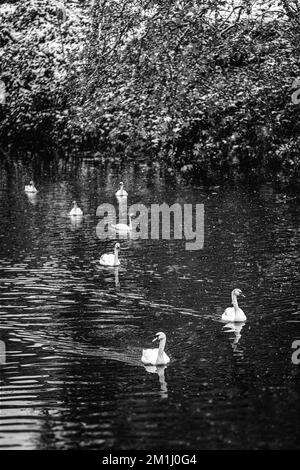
0;156;299;449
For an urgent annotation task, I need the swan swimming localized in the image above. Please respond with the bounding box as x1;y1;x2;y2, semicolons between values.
25;181;38;193
69;201;83;217
141;332;170;366
100;242;121;266
115;182;128;197
222;288;246;322
111;214;133;232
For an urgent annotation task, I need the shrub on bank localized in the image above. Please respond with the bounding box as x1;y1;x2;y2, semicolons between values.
0;1;299;184
0;0;88;143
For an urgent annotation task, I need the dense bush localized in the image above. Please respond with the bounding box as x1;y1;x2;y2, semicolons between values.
0;0;300;184
82;1;300;182
0;0;88;144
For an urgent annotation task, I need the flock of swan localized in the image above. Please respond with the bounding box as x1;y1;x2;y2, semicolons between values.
25;180;247;367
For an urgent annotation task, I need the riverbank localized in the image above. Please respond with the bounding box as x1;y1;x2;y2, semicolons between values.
0;1;299;185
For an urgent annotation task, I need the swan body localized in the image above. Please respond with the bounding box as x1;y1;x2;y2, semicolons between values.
69;201;83;217
222;288;246;322
115;182;128;197
111;214;133;232
100;242;120;266
25;181;38;193
141;332;170;366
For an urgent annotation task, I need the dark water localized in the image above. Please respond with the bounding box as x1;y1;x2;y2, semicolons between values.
0;156;299;450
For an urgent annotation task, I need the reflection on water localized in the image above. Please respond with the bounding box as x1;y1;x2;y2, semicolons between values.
25;192;38;206
0;340;5;365
144;365;168;399
0;155;299;450
100;266;120;288
69;214;83;230
223;322;245;358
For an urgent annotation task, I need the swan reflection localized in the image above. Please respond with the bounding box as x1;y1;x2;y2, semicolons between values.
26;192;38;206
69;214;83;229
223;322;245;357
144;364;168;399
113;266;120;288
101;265;120;288
0;340;6;365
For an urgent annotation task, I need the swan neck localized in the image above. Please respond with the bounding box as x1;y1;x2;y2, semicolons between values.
158;337;166;354
114;249;119;263
232;292;239;310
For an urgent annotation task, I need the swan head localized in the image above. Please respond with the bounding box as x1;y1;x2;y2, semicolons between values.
119;182;124;188
232;288;244;298
114;242;120;251
29;180;34;186
152;332;166;343
72;200;78;207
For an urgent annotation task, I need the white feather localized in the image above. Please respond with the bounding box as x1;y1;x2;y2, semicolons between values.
221;288;247;322
25;184;37;193
141;349;170;366
115;188;128;197
99;243;120;266
141;332;170;365
69;206;83;216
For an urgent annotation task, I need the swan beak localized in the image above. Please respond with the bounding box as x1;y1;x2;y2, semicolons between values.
152;337;158;343
240;293;245;297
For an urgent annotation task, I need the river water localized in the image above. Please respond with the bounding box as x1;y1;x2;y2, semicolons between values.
0;155;299;449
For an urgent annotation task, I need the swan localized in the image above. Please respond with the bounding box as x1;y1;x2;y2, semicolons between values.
25;181;38;193
69;201;83;217
100;242;120;266
141;332;170;366
115;182;128;197
111;214;133;232
222;288;246;322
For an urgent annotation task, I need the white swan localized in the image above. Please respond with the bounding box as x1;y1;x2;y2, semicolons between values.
111;214;133;232
25;181;38;193
100;242;120;266
69;201;83;217
222;288;246;322
115;182;128;197
141;332;170;366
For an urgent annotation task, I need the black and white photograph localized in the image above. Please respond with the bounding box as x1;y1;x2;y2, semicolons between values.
0;0;299;455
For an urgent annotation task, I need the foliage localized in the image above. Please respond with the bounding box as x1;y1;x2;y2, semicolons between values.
0;0;300;184
0;0;88;144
